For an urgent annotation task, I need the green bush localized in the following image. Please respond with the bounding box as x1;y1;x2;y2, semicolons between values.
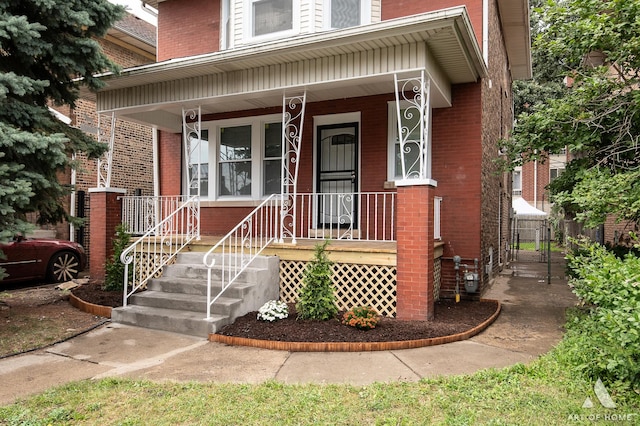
296;240;337;320
103;224;132;291
565;240;640;391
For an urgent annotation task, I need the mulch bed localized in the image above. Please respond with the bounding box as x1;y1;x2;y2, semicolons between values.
71;281;122;308
71;282;498;343
216;300;498;343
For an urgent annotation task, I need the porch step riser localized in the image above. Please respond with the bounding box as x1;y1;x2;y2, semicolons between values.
111;306;228;336
147;278;253;299
162;264;264;282
129;292;240;316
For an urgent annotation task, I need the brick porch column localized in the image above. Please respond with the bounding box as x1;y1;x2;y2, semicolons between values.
396;182;435;320
88;188;126;282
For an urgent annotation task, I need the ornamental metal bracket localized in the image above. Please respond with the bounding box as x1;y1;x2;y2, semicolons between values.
280;91;307;244
394;70;432;180
96;112;116;188
182;106;202;197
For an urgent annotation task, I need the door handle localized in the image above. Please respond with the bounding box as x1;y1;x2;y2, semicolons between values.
350;171;356;183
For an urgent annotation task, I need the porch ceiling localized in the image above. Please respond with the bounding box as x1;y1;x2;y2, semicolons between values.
89;7;489;132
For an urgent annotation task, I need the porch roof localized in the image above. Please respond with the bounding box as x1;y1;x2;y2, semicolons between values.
89;7;492;132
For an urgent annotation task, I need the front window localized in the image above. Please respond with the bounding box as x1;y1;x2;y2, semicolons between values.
252;0;293;36
189;130;209;197
187;115;283;200
219;125;252;196
263;122;282;195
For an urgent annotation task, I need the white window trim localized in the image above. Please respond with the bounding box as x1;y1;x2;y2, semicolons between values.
192;113;281;201
322;0;371;30
386;100;432;182
244;0;300;43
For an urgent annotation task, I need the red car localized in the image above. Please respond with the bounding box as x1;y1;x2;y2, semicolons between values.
0;236;87;283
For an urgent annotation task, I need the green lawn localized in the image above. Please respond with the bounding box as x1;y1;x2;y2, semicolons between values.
1;337;638;425
514;241;564;252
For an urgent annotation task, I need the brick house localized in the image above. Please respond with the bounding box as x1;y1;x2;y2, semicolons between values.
88;0;531;325
39;13;156;266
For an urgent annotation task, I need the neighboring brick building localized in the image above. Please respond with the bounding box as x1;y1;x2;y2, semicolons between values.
40;13;156;266
89;0;531;320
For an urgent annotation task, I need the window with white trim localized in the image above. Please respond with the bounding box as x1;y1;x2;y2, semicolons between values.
188;130;209;197
324;0;371;29
187;115;282;200
247;0;297;40
263;122;282;195
512;169;522;196
386;101;430;181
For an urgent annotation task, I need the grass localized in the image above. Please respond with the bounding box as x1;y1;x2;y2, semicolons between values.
514;241;564;252
1;337;638;425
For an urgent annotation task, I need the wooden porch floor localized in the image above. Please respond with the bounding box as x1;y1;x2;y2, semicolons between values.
187;237;398;265
186;237;443;266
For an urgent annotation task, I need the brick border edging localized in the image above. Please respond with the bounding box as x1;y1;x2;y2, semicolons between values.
209;299;501;352
68;293;113;318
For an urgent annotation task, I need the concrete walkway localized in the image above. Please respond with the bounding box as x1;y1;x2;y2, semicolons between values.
0;252;576;406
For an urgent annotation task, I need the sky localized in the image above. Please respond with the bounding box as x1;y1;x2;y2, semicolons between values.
108;0;158;25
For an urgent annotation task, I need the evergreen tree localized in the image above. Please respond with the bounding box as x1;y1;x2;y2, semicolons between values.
0;0;124;244
296;240;338;320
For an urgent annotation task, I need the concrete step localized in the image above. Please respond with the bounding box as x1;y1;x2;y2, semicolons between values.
162;262;266;282
129;291;241;316
111;305;229;336
146;277;255;298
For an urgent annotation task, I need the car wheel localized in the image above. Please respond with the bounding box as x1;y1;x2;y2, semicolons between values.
47;251;80;283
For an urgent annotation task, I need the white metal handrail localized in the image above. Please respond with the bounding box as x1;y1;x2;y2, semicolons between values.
120;196;200;307
296;192;397;241
204;194;279;319
121;195;191;235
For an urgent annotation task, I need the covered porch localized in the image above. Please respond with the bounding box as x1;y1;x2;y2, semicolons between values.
88;8;488;321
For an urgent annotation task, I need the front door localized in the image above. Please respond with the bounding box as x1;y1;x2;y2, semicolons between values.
316;123;358;229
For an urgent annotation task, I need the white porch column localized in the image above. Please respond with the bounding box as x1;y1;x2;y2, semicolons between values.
280;92;307;243
96;112;116;188
393;70;436;186
182;106;202;197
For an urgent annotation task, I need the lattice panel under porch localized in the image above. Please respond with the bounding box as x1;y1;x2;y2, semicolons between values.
134;252;174;289
280;260;397;317
434;257;442;301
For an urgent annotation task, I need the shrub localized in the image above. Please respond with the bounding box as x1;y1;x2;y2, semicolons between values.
565;240;640;391
257;300;289;322
342;306;379;330
103;224;132;291
296;240;337;320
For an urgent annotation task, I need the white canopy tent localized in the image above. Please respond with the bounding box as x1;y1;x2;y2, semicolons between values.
512;197;547;217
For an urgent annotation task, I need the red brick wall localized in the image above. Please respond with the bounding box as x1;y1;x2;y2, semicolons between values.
88;191;124;281
432;83;483;297
521;158;551;210
157;0;220;61
396;185;435;320
159;131;183;196
381;0;484;48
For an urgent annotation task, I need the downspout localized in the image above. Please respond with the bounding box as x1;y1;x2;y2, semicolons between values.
70;152;76;242
483;0;489;66
534;159;538;209
152;128;159;197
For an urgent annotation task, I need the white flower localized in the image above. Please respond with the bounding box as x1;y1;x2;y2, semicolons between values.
257;300;289;322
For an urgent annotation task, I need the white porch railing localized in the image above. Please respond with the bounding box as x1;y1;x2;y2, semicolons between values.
293;192;397;241
121;195;192;235
204;194;279;320
120;196;200;307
